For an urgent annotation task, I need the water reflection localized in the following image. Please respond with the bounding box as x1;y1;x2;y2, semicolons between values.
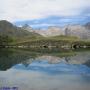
0;48;90;90
12;61;90;75
0;48;90;71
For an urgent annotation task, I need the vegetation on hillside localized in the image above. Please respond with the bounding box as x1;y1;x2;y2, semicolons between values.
0;20;90;48
0;20;42;39
0;35;14;47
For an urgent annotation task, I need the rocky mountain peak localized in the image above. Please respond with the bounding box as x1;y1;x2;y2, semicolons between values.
84;22;90;30
21;22;90;39
22;24;33;32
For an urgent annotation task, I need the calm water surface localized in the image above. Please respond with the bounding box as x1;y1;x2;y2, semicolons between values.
0;49;90;90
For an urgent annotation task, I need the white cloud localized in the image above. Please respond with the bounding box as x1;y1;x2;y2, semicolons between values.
0;0;90;21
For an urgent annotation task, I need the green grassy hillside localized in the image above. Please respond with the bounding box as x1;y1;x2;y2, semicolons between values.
0;20;42;46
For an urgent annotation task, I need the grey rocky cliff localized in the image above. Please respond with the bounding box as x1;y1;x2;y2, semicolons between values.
22;23;90;39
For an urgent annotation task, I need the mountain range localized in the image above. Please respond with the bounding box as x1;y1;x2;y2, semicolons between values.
0;20;90;40
22;23;90;39
0;20;41;39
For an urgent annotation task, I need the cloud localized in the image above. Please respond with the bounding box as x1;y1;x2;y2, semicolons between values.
0;0;90;21
15;15;90;29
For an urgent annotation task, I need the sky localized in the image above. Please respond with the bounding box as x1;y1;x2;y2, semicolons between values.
0;0;90;28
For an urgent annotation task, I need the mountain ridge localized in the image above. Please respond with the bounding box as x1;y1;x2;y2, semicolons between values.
0;20;42;38
0;20;90;40
21;22;90;39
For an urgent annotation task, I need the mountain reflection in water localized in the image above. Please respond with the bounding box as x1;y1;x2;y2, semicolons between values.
0;49;90;90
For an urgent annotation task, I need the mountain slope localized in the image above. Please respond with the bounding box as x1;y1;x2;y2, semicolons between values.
0;20;41;38
84;22;90;30
34;26;64;37
21;23;90;40
65;24;90;39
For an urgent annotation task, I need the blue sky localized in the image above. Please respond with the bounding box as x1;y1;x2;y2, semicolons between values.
14;15;90;29
0;0;90;29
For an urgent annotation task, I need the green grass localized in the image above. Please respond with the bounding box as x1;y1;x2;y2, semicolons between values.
9;35;90;47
